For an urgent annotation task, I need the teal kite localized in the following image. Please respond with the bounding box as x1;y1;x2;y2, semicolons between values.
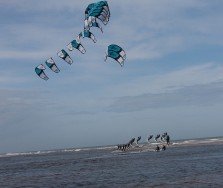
105;44;126;67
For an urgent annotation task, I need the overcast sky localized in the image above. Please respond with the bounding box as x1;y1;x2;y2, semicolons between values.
0;0;223;153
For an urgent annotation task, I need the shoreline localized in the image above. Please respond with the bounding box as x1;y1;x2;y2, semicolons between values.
1;136;223;158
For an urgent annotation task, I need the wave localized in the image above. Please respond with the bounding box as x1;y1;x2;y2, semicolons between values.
172;137;223;146
0;146;116;158
0;150;57;158
70;146;116;152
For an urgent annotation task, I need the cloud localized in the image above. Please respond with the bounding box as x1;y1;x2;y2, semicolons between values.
1;0;223;62
101;63;223;98
105;0;223;61
108;81;223;113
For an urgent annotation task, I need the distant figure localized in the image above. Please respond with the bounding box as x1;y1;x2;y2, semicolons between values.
136;136;141;144
155;145;160;152
122;144;127;151
161;145;166;151
166;135;170;145
155;134;160;142
147;135;153;142
130;138;135;145
117;144;126;151
127;143;131;148
161;133;166;142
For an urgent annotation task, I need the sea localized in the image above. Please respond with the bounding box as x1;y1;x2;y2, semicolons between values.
0;137;223;188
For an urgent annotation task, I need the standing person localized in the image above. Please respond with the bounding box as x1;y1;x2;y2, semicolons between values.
166;135;170;145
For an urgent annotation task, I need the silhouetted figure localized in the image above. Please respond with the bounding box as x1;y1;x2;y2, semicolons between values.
136;136;141;144
166;135;170;145
161;145;166;151
155;145;160;152
155;134;160;142
147;135;153;142
129;138;135;145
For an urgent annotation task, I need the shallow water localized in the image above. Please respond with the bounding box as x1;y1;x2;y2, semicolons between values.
0;138;223;187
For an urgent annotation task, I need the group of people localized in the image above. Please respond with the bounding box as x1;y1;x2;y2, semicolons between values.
153;132;170;152
155;144;166;152
153;132;170;145
117;137;137;151
116;132;171;152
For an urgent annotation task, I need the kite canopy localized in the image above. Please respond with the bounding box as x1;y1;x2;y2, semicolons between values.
67;39;86;54
35;64;49;81
77;30;97;43
105;44;126;67
45;58;60;73
85;3;95;19
84;1;110;31
57;49;73;65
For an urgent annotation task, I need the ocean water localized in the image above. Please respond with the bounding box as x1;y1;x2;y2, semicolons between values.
0;138;223;187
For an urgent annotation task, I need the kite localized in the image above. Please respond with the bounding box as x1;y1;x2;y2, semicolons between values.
105;44;126;67
84;1;110;30
35;64;49;81
77;30;97;43
45;58;60;73
57;49;73;65
67;40;86;54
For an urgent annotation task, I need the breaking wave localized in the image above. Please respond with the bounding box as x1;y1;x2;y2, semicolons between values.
172;137;223;146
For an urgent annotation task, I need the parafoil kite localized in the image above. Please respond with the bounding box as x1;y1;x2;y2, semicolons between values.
105;44;126;67
77;30;97;43
90;1;110;24
57;49;73;65
45;58;60;73
84;1;110;30
67;39;86;54
35;64;49;81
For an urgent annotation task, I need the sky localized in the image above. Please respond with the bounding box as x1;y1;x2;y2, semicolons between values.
0;0;223;153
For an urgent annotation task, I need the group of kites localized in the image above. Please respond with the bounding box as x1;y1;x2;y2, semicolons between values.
35;1;127;81
117;132;171;152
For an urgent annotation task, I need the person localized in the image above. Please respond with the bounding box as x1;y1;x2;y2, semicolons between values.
130;138;135;145
166;135;170;145
155;145;160;152
155;134;160;142
136;136;141;144
147;135;153;142
161;133;166;142
127;143;130;148
161;145;166;151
